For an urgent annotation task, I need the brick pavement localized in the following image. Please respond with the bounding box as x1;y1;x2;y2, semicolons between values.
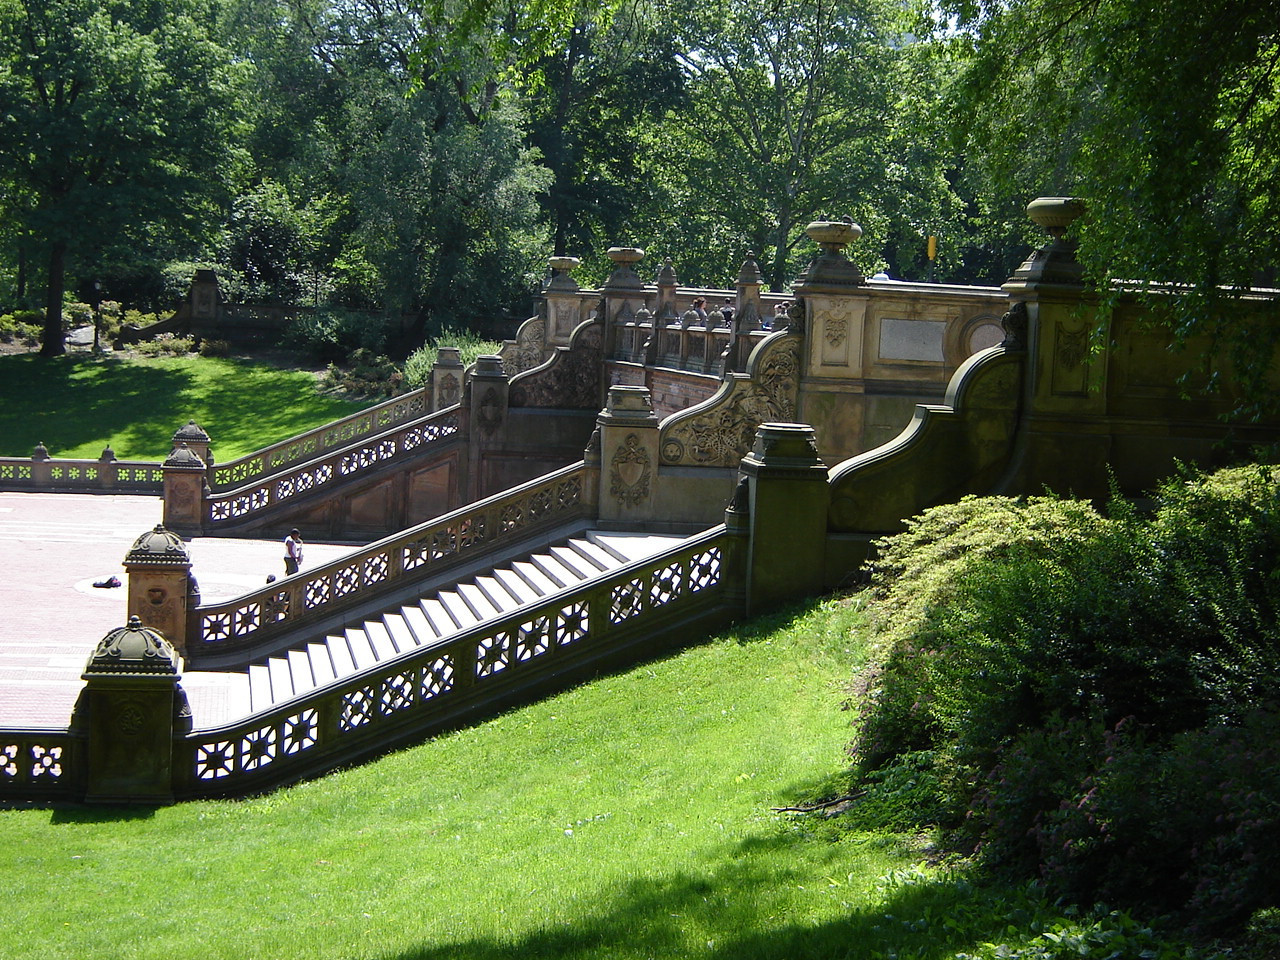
0;492;352;729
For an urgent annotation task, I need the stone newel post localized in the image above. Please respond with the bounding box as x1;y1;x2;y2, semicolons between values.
124;524;194;656
544;256;584;347
75;616;186;804
596;385;661;525
466;356;510;500
431;346;465;411
738;422;831;615
162;442;207;535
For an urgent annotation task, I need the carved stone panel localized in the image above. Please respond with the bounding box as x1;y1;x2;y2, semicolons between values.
659;335;802;468
609;433;652;506
509;323;603;409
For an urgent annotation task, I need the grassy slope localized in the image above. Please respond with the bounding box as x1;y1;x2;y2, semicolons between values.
0;353;371;461
0;599;1000;960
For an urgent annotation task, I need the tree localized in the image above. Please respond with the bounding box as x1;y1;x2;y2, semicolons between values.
638;0;903;289
946;0;1280;405
0;0;242;355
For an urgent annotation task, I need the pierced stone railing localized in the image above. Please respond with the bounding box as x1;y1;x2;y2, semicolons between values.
189;462;589;660
173;526;730;799
0;729;82;803
208;388;432;491
0;457;164;493
203;405;461;530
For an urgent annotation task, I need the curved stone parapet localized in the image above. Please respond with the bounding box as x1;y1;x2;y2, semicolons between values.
827;343;1025;534
508;318;604;410
498;315;547;378
657;331;803;468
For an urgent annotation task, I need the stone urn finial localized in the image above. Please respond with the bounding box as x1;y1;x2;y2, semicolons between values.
1026;197;1086;239
604;246;646;290
806;220;863;256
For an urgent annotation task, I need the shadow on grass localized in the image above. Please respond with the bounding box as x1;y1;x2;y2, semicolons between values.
0;355;192;458
379;830;996;960
0;353;365;460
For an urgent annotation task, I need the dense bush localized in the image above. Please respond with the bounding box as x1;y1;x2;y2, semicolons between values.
134;333;196;356
402;327;502;388
850;464;1280;935
283;309;400;364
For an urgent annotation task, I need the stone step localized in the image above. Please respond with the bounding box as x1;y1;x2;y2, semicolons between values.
244;529;692;710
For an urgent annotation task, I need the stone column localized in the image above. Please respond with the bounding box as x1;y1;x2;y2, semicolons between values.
431;346;465;410
738;422;831;615
162;443;207;536
98;444;118;490
75;616;185;804
124;524;195;656
467;356;510;501
1000;197;1103;496
789;219;872;462
30;442;51;488
544;256;583;347
601;247;648;362
596;385;661;525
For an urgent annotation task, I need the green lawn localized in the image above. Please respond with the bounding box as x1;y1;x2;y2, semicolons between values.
0;600;953;960
0;598;1206;959
0;353;373;461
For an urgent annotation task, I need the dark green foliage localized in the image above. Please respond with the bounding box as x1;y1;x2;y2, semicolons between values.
851;465;1280;934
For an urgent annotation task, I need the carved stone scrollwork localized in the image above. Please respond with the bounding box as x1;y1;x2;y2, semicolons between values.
821;304;850;347
1000;301;1029;351
785;298;806;335
659;334;802;467
438;372;460;406
509;323;603;409
477;387;503;435
609;433;651;506
504;318;546;377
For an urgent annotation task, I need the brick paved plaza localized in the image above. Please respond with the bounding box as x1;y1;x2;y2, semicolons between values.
0;492;351;728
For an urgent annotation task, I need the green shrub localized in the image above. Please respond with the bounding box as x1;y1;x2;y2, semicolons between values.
403;326;502;387
198;339;231;357
851;464;1280;935
0;313;42;346
134;333;195;356
319;348;403;397
283;309;399;364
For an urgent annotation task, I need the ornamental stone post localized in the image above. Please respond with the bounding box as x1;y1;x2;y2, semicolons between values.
789;219;872;463
431;346;465;411
601;247;647;361
1000;197;1103;494
596;385;660;525
98;444;118;490
738;422;831;615
722;252;766;373
162;442;207;536
75;616;187;804
31;441;51;488
545;256;584;347
124;524;195;656
171;419;211;463
466;356;509;500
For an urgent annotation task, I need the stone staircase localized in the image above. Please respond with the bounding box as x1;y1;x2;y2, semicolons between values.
243;531;685;710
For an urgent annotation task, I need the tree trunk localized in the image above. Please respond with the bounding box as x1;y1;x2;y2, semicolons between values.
40;239;67;357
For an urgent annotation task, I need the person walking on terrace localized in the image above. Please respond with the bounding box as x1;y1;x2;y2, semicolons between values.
284;528;304;576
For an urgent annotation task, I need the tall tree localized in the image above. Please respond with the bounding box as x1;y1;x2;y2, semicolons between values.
947;0;1280;404
645;0;903;289
0;0;242;355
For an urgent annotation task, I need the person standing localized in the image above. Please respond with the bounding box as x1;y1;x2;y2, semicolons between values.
284;528;304;576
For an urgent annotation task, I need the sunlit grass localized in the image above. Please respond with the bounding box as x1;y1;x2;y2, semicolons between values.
0;353;372;461
0;599;929;960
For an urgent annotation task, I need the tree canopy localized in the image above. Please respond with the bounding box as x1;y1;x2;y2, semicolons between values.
947;0;1280;403
0;0;243;354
